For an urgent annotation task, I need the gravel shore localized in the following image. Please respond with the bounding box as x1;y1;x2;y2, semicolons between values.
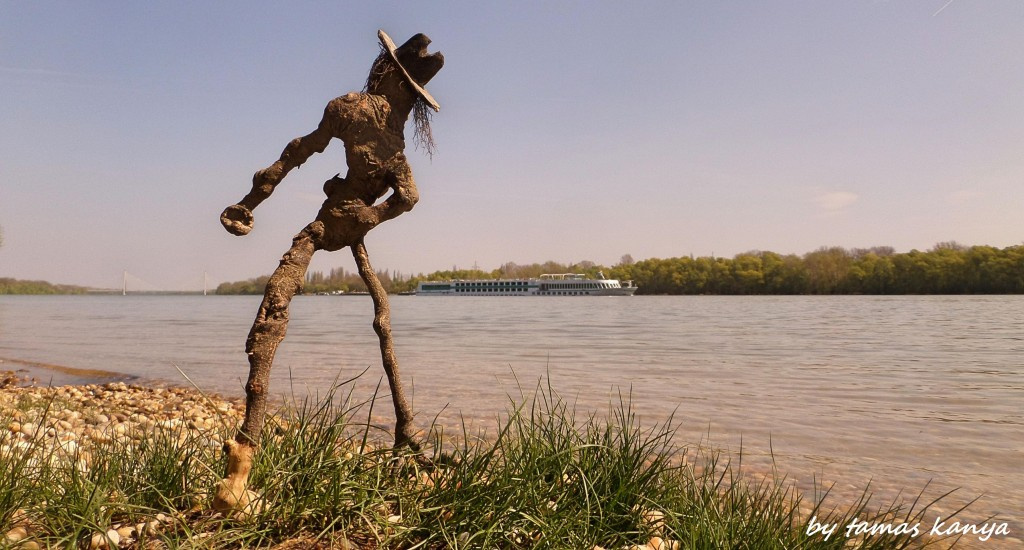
1;373;245;454
1;371;247;549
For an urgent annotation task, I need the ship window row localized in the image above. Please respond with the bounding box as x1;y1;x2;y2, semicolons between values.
454;282;527;287
455;287;525;292
546;283;614;289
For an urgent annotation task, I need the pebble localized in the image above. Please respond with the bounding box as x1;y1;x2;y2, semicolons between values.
88;532;107;550
60;439;78;455
642;508;665;531
4;525;28;543
647;537;680;550
141;520;161;535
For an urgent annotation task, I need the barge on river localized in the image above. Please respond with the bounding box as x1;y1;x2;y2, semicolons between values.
415;273;638;296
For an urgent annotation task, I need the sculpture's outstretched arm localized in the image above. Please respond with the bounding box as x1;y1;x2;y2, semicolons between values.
352;238;419;450
221;106;341;236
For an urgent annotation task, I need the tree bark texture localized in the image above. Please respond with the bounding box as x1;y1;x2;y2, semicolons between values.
352;238;418;449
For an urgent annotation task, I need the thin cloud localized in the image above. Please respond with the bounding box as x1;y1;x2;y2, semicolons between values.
813;191;859;212
0;65;88;78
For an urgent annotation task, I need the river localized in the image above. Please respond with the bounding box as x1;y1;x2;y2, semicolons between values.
1;294;1021;542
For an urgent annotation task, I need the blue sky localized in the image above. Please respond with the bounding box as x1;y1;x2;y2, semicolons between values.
1;1;1022;290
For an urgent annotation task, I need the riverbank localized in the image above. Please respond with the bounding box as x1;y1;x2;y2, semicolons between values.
3;294;1021;537
3;372;1014;549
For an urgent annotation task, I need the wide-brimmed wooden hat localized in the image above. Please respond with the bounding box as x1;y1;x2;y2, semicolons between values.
378;29;441;112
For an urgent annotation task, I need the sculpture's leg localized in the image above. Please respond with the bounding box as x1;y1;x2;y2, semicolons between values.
236;225;319;447
218;225;318;516
352;238;419;450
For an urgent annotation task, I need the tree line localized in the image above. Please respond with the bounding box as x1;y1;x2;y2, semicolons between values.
215;242;1022;296
215;266;405;295
610;243;1023;295
0;278;90;295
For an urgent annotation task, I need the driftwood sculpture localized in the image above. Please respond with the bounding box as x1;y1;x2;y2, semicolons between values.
214;30;443;515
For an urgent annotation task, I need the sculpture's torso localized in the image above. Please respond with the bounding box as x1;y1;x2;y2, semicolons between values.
313;92;412;251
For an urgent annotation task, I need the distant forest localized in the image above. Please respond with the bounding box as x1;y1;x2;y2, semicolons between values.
215;242;1024;296
0;278;89;295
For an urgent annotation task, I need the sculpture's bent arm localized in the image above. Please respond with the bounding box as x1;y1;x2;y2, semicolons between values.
371;155;420;224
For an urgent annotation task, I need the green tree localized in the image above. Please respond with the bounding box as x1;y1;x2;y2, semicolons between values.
803;247;852;294
731;252;765;294
761;252;807;294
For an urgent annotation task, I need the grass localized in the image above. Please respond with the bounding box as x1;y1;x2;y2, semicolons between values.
0;379;966;549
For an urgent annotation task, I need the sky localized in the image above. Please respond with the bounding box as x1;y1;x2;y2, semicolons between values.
1;1;1022;291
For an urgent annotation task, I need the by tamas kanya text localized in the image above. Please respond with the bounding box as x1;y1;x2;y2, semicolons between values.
805;515;1010;542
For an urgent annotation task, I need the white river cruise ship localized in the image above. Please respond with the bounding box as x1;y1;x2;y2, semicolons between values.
415;273;638;296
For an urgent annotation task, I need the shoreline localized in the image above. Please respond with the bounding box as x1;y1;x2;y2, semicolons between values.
0;356;144;390
2;372;1019;548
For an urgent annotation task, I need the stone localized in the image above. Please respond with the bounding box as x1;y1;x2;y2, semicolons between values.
650;538;679;550
10;509;28;524
88;533;106;549
4;525;28;543
143;520;161;535
643;508;666;531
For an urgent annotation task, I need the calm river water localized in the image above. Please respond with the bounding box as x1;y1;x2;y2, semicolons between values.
1;295;1021;540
